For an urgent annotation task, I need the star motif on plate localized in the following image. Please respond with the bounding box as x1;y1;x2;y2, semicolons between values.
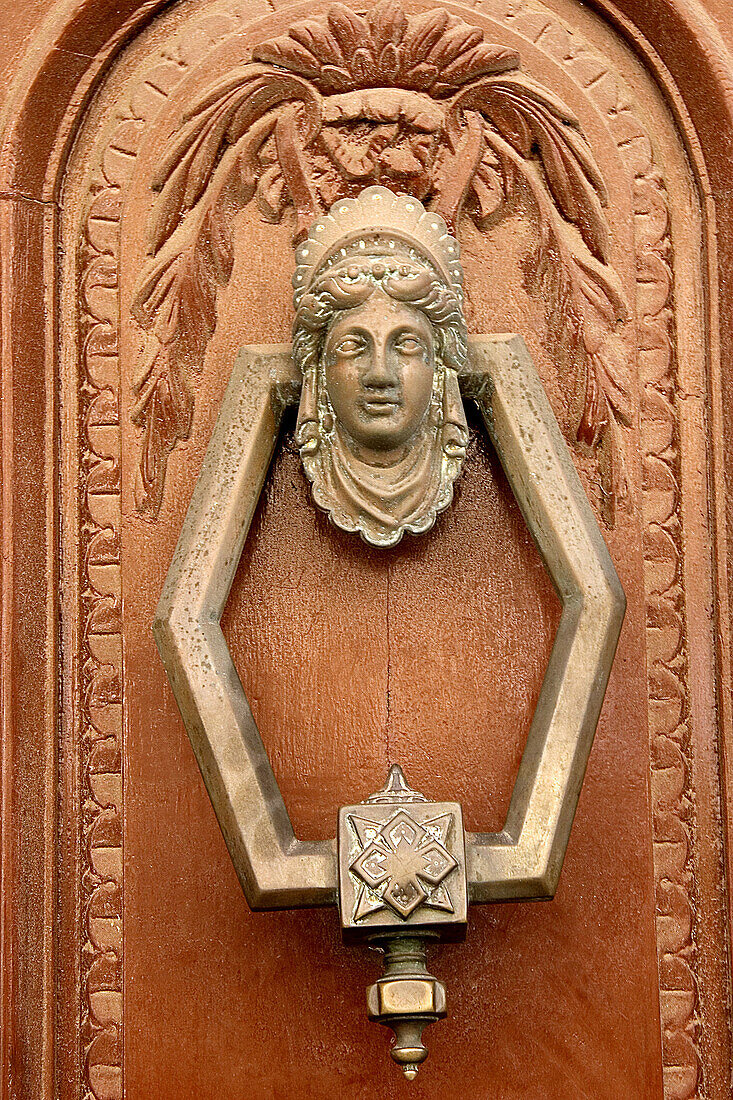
349;808;458;920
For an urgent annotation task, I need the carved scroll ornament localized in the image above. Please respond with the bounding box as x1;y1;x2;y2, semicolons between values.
131;1;631;521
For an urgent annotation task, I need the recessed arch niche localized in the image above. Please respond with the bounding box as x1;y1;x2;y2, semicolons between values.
1;0;732;1097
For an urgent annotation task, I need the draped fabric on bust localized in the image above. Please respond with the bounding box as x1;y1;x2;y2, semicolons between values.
314;422;442;541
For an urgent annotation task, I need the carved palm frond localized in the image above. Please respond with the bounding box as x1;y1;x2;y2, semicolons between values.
130;70;320;515
130;2;631;520
434;74;631;512
252;3;519;97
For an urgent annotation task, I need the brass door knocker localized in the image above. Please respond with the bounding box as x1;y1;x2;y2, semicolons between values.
154;188;625;1080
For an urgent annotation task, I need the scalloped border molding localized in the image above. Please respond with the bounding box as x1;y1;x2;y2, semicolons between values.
1;0;732;1097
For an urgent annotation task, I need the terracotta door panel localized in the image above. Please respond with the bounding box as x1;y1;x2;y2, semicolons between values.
1;0;732;1098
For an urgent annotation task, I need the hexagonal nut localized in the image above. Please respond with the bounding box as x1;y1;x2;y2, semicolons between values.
367;976;447;1021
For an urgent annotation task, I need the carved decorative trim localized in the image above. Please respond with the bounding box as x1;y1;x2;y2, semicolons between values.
75;2;701;1097
636;177;700;1099
499;5;699;1092
129;1;631;522
81;195;124;1100
78;12;244;1096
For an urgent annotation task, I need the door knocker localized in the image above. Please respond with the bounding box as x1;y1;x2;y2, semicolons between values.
154;187;625;1080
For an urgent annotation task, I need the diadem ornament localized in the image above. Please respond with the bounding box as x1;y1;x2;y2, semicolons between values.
292;187;464;308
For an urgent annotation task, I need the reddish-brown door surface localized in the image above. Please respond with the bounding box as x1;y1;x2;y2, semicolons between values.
2;1;733;1098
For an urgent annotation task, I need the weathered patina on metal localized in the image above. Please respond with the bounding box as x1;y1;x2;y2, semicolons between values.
153;189;625;1078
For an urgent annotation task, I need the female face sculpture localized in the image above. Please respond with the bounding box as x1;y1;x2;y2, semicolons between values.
322;291;436;463
292;189;469;548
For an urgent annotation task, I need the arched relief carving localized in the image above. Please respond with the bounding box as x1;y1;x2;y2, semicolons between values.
77;12;248;1097
68;2;709;1097
71;0;699;1095
127;2;634;523
117;1;637;524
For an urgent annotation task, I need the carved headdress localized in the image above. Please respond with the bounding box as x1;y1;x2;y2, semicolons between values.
292;187;465;309
292;187;469;547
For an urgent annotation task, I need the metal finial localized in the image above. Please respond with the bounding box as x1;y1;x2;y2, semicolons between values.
366;764;428;804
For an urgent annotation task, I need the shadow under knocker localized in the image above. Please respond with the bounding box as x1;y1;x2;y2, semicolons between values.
154;187;625;1080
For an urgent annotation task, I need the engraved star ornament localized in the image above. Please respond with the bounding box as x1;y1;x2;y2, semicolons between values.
348;806;459;921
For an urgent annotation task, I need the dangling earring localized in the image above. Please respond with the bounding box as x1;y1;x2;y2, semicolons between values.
429;367;445;428
296;366;320;457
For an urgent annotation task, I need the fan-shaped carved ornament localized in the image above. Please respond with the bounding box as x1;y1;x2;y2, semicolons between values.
131;1;631;520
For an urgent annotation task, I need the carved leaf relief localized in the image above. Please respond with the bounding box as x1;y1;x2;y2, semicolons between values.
131;1;630;519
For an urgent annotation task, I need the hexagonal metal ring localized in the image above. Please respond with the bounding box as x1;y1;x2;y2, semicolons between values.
153;335;625;909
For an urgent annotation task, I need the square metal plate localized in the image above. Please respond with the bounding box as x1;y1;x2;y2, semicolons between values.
338;793;467;943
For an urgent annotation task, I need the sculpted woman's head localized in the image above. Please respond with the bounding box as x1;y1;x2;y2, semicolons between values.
292;189;469;547
322;289;435;461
